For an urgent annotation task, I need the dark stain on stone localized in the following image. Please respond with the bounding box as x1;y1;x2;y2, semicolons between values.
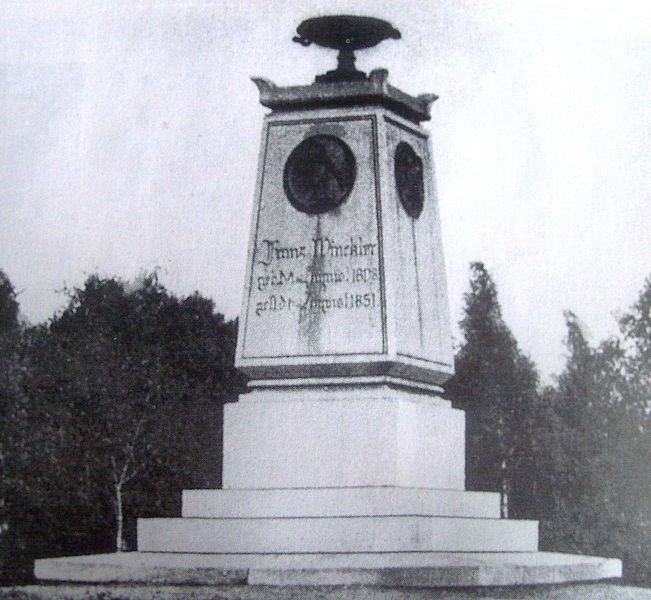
411;217;424;349
304;122;347;139
299;216;326;353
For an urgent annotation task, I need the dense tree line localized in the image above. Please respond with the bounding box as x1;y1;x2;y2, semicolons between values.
0;271;245;582
0;265;650;585
448;262;651;585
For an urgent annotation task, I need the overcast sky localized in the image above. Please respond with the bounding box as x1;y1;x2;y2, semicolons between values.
1;0;650;380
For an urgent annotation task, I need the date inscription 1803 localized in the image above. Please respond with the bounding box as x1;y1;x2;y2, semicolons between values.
253;235;380;318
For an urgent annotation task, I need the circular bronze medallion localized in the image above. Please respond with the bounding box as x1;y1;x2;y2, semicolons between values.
283;135;356;215
394;141;424;219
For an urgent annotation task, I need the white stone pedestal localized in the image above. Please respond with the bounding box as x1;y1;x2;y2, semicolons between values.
223;387;465;490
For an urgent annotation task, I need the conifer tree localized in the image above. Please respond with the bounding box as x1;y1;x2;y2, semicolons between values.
619;275;651;414
0;270;32;581
546;279;651;583
0;271;19;335
447;262;544;518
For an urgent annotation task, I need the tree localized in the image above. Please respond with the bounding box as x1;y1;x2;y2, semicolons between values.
544;286;651;584
0;270;19;335
447;262;544;518
0;270;20;492
2;272;246;576
0;270;38;582
41;273;246;551
542;312;609;552
619;275;651;415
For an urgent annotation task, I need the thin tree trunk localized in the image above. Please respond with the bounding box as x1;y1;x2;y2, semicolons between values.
110;418;144;553
500;458;509;518
114;482;125;552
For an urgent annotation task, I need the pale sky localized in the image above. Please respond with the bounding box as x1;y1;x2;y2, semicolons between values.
1;0;650;380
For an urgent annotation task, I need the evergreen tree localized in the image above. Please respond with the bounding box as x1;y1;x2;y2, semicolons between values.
545;294;651;584
619;275;651;414
0;270;33;582
0;270;19;335
447;262;545;518
542;312;608;552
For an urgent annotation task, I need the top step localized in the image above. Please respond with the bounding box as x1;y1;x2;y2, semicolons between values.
182;487;501;519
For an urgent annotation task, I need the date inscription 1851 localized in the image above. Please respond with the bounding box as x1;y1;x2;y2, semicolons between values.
253;235;380;318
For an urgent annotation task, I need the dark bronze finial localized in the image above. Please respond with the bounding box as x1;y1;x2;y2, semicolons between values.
293;15;401;83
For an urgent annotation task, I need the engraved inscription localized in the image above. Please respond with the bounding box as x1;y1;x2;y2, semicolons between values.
258;236;375;267
252;234;380;319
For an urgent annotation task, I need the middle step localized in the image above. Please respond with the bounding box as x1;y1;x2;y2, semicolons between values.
138;514;538;553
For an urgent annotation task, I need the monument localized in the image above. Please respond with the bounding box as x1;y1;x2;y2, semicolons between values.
36;15;621;588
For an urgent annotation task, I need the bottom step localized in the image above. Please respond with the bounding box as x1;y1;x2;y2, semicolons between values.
34;551;622;587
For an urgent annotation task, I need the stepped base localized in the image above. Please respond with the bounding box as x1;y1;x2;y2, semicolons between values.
34;551;622;587
33;485;622;587
141;486;537;554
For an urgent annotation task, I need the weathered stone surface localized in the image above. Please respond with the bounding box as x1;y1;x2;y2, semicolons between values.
235;106;453;389
34;552;247;585
34;551;622;588
252;69;436;123
222;391;465;489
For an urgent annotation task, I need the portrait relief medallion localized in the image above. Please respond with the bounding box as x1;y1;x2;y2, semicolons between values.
283;134;356;215
394;141;424;219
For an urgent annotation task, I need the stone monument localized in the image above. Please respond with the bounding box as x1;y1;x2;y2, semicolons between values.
36;15;622;587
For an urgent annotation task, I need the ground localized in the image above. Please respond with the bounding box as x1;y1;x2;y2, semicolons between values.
1;583;651;600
